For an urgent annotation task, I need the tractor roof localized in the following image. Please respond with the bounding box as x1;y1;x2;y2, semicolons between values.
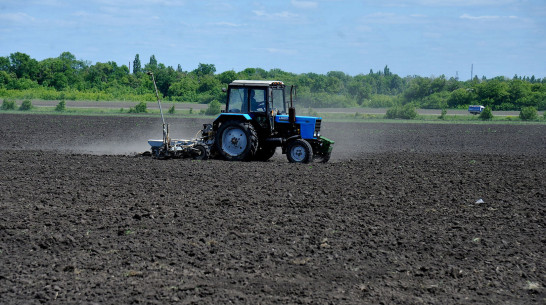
229;80;284;87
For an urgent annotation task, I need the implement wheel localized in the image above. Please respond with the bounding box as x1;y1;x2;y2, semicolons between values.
215;120;258;161
192;144;210;160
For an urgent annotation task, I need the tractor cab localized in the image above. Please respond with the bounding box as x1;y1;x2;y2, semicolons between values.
223;80;286;134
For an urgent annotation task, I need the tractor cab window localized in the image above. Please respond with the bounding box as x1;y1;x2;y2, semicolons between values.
227;88;247;113
250;89;266;112
271;88;286;114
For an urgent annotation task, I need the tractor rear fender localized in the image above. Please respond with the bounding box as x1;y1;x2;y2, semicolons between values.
213;113;252;129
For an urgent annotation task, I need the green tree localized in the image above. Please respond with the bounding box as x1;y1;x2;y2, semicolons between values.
133;54;141;74
383;65;391;76
193;63;216;77
9;52;39;79
448;88;472;108
508;79;530;104
218;70;237;84
0;56;10;71
153;64;177;97
475;79;509;109
430;75;446;93
145;55;157;72
51;72;68;90
168;76;199;101
0;70;12;88
403;76;430;103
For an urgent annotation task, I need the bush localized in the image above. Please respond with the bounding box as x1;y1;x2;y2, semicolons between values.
55;100;66;112
1;99;16;110
439;108;447;120
479;106;493;120
19;99;32;111
168;104;175;114
385;104;417;120
205;100;222;115
129;101;147;113
519;106;538;121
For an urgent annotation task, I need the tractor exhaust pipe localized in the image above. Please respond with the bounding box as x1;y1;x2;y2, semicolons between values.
289;85;296;124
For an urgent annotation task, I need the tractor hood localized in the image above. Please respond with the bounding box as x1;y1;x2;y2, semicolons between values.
275;115;321;139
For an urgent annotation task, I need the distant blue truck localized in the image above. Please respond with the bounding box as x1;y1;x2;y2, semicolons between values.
468;105;485;115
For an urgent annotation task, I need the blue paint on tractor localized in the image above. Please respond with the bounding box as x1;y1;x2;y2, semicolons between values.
275;115;320;139
215;113;252;121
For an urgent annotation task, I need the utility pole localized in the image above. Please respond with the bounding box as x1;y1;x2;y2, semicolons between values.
471;64;473;80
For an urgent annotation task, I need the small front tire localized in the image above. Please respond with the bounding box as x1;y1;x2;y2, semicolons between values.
286;139;312;163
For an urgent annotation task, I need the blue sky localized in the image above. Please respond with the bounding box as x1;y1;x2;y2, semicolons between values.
1;0;545;79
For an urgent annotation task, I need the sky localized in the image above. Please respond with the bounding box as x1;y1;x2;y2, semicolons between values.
0;0;545;80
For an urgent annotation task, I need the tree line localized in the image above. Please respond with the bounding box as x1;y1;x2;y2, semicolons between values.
0;51;545;110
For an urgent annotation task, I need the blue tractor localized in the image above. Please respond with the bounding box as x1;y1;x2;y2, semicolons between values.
204;80;334;163
148;78;334;163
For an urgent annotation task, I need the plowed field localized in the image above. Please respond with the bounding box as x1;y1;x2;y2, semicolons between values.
1;113;544;304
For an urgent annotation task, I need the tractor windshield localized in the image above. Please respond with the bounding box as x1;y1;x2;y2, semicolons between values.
271;88;286;114
227;87;247;113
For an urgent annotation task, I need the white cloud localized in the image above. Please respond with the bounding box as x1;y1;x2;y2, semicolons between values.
291;0;318;9
372;0;516;6
362;12;428;25
253;10;266;17
265;48;298;55
92;0;185;6
252;10;299;20
460;14;518;20
418;0;514;5
0;12;36;23
32;0;65;6
211;22;244;27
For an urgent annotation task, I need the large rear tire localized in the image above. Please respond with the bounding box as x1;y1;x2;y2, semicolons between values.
215;121;258;161
286;139;313;164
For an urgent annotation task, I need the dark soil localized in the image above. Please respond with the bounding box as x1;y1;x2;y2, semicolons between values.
0;113;545;304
